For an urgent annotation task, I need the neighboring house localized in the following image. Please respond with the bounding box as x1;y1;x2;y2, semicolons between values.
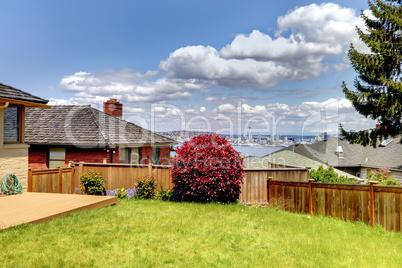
279;137;402;181
0;83;49;190
25;99;177;169
244;150;362;182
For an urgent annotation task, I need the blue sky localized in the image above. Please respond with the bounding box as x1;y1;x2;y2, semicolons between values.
0;0;373;136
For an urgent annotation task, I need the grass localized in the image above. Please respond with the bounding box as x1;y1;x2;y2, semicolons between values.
1;200;402;267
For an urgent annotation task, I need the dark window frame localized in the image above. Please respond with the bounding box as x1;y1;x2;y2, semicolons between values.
3;104;24;144
152;146;160;164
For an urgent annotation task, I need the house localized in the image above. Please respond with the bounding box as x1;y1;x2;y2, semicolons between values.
244;150;362;182
25;99;177;169
279;136;402;181
0;83;49;190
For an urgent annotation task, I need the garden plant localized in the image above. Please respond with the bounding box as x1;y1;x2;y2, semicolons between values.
309;165;357;184
135;176;157;199
368;168;400;186
79;170;106;195
171;134;244;203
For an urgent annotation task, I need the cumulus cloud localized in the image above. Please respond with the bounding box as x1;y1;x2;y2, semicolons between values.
160;3;367;89
275;3;363;45
59;70;206;103
59;3;367;103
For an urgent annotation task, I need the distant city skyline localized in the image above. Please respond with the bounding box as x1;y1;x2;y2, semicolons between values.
0;0;373;135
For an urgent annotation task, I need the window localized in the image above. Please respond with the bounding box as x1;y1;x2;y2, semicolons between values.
130;148;141;164
3;106;23;143
153;146;160;164
49;148;66;169
120;148;130;164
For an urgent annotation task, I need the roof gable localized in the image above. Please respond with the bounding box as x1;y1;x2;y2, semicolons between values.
25;105;177;147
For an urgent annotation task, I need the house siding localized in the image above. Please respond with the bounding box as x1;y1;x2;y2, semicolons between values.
66;148;111;165
159;146;171;165
141;146;153;164
28;146;171;168
391;170;402;182
0;109;29;191
28;147;48;170
28;147;112;169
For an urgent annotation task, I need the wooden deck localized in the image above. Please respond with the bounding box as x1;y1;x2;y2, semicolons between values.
0;192;118;230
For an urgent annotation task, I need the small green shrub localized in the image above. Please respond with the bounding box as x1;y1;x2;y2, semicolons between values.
309;166;356;184
368;168;400;186
136;176;157;199
116;188;127;199
155;186;174;201
80;170;106;195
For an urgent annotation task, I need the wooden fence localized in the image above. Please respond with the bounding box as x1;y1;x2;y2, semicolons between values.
240;168;309;204
268;179;402;232
28;167;74;194
28;163;309;203
28;163;173;194
72;162;173;192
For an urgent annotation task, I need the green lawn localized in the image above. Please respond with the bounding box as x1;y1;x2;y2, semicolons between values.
1;200;402;267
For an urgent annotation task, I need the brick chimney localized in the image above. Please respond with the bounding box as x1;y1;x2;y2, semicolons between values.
104;98;122;119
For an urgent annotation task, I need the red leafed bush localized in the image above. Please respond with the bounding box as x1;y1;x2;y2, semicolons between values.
171;134;244;203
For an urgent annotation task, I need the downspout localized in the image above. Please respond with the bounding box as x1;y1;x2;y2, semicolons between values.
0;102;9;109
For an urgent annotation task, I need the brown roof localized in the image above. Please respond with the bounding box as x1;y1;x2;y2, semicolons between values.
25;105;177;148
0;83;48;104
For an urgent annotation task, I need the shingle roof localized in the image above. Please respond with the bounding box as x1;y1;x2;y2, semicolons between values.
279;137;402;170
0;83;48;104
245;150;361;181
25;105;177;147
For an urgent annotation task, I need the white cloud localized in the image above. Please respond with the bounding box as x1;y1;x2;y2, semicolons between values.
47;98;76;105
159;3;367;89
59;70;206;103
215;103;236;113
276;3;362;45
125;107;145;113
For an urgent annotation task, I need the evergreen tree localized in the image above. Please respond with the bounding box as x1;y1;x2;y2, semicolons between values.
341;0;402;147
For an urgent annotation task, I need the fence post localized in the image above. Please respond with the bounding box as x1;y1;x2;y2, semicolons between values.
71;164;75;194
148;164;153;177
308;179;314;215
370;180;378;228
78;162;84;178
28;168;32;192
58;167;63;194
267;177;273;204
